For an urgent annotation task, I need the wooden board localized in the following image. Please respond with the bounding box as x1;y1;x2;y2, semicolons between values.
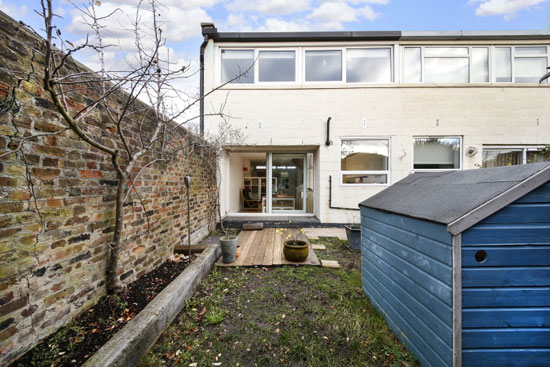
216;228;321;267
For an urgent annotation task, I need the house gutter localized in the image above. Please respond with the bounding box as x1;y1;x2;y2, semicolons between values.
200;23;217;137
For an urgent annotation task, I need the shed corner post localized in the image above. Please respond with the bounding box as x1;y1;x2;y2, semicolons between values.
452;233;462;367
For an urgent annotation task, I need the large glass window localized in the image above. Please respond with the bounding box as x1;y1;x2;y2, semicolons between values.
305;50;342;82
414;137;461;170
495;47;512;82
346;48;392;83
514;46;548;83
341;139;389;184
258;51;295;82
403;47;422;82
221;50;254;84
423;47;469;83
472;47;489;82
482;146;550;167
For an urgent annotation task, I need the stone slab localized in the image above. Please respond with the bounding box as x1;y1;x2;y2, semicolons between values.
305;227;347;241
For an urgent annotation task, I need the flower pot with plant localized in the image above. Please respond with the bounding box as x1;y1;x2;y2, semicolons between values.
282;228;309;262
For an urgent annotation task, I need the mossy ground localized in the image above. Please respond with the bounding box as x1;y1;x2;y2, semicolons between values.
140;237;418;367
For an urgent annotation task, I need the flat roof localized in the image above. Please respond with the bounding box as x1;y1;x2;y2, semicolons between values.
202;26;550;43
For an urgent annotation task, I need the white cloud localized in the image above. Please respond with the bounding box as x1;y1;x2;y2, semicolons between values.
258;18;312;31
226;0;311;15
308;2;358;29
0;0;28;19
359;5;380;20
470;0;549;20
348;0;390;4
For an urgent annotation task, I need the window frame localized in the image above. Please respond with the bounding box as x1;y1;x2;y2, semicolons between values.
412;136;463;172
219;48;256;85
402;46;491;84
256;48;299;85
303;48;344;84
340;137;391;187
345;46;394;83
482;145;549;167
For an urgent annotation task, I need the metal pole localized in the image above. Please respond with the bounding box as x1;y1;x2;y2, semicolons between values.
184;176;192;262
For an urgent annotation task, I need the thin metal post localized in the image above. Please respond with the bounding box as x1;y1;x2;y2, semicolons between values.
184;176;192;262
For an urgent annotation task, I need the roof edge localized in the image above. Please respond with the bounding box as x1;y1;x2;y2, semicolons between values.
447;165;550;235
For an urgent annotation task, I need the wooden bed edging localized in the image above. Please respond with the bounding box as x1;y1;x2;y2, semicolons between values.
83;244;221;367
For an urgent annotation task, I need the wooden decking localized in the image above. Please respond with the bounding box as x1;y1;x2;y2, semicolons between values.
216;228;321;267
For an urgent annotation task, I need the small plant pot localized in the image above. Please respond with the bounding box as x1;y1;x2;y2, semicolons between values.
283;240;309;262
220;236;238;263
344;224;361;251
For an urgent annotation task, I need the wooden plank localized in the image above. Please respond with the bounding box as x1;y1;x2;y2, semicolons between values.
515;183;550;203
243;230;264;266
462;267;550;287
462;223;550;245
272;229;282;266
362;250;453;323
362;207;452;244
363;217;452;265
462;246;550;267
462;329;550;348
463;288;550;308
479;203;550;224
463;308;550;328
462;349;550;366
321;260;341;269
364;228;452;284
253;229;269;265
262;228;275;266
233;230;256;266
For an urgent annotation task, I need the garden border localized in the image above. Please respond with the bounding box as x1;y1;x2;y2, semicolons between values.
83;244;221;367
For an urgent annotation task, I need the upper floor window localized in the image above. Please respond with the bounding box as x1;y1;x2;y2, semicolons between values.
305;50;342;82
221;50;254;84
346;48;392;83
404;47;489;83
259;50;296;82
414;137;461;170
495;46;549;83
341;139;390;185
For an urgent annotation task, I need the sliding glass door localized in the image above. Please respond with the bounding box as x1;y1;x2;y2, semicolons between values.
271;153;306;213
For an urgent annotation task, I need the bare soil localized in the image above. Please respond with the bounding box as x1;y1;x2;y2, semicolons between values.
10;255;193;367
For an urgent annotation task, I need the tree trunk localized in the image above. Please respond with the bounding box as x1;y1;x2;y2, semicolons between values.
107;171;127;294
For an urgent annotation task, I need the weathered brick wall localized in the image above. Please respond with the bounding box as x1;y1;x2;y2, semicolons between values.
0;11;216;364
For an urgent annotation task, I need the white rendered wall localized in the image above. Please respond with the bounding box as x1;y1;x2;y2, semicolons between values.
204;41;550;223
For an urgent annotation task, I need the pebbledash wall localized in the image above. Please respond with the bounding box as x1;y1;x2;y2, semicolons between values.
202;26;550;223
0;11;216;365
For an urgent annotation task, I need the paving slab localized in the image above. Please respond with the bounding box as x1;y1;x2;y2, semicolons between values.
304;227;347;241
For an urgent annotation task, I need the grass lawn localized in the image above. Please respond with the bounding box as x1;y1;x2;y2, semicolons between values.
140;237;418;367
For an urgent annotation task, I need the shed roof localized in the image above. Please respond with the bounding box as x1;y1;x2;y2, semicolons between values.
360;162;550;235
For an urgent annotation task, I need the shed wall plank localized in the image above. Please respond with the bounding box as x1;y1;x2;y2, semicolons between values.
462;223;550;245
462;349;550;367
463;288;550;308
462;246;550;267
361;207;453;367
515;183;550;203
463;308;550;328
478;203;550;224
463;328;550;348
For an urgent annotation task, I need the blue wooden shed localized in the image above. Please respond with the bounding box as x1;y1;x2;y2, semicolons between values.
359;162;550;367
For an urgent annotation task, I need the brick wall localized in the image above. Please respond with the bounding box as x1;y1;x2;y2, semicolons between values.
0;11;216;364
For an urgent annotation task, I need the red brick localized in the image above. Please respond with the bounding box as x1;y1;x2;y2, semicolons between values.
80;170;103;179
32;167;60;181
47;199;62;208
9;190;30;201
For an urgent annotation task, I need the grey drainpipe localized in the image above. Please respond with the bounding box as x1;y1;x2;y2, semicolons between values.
200;23;216;137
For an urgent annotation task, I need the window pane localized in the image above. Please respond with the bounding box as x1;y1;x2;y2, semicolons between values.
472;47;489;82
527;149;550;163
414;138;460;169
341;140;389;171
424;47;469;56
305;50;342;81
258;51;295;82
343;174;387;184
515;46;547;55
346;48;392;83
495;47;512;82
403;47;421;82
424;58;469;83
514;57;548;83
482;149;522;167
221;50;254;84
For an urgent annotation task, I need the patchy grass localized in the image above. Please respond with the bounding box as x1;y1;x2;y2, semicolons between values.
140;237;418;367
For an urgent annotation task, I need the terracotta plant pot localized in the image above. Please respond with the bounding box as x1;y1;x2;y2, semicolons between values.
283;240;309;262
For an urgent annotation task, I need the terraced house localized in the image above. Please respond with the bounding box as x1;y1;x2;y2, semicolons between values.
200;25;550;224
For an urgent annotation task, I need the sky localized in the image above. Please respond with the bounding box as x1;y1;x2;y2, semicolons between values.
2;0;550;91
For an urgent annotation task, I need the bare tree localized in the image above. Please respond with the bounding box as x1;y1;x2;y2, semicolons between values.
1;0;242;293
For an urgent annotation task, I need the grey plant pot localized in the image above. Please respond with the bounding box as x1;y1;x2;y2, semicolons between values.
220;236;238;263
344;224;361;251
